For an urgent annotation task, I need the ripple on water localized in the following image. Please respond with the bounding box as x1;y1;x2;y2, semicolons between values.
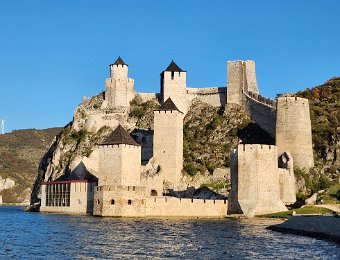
0;207;339;259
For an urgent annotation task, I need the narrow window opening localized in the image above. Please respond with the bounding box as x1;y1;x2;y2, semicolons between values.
110;199;115;205
128;199;132;205
171;71;174;80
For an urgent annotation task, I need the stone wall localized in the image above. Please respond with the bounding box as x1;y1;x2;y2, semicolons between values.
93;185;227;217
243;90;277;138
186;87;226;107
228;144;287;217
93;185;146;217
276;96;314;169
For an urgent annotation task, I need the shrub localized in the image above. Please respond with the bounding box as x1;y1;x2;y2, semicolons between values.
184;163;197;176
336;189;340;201
129;107;146;118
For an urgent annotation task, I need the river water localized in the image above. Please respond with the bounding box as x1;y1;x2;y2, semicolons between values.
0;206;339;259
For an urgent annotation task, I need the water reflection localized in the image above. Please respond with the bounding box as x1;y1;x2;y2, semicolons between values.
0;207;339;259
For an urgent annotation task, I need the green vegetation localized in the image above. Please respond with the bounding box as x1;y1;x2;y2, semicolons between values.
183;101;273;176
129;107;146;118
295;167;335;200
297;77;340;169
200;180;230;193
317;183;340;204
184;163;197;176
257;206;334;219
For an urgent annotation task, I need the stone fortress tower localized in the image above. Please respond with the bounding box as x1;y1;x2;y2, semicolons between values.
97;125;141;187
160;61;187;113
276;96;314;170
153;98;184;191
40;55;316;218
228;144;292;217
103;57;135;108
227;60;259;105
94;124;145;217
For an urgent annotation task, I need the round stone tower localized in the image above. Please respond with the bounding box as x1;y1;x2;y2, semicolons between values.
276;96;314;170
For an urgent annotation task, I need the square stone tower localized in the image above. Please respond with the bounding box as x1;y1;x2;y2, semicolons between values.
160;61;187;113
97;125;141;186
104;57;135;108
153;98;184;191
228;144;287;217
226;60;259;105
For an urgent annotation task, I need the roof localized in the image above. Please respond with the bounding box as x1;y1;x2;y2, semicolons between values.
155;98;182;113
111;56;127;66
99;125;140;146
164;60;184;72
53;171;98;183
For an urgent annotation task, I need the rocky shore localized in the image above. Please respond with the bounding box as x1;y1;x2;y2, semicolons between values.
268;216;340;244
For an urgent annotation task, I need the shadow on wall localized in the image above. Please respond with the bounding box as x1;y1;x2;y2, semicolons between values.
166;186;227;200
237;123;275;145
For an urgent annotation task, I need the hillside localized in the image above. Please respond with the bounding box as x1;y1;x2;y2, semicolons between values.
296;77;340;169
294;77;340;201
0;128;61;203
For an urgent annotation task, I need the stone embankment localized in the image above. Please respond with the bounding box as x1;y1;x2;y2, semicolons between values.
268;216;340;244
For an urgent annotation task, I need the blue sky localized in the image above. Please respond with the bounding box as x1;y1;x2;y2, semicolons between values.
0;1;339;132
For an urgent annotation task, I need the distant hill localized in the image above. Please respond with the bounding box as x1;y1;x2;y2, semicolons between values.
0;128;62;203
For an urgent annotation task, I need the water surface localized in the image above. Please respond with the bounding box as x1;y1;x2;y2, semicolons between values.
0;206;339;259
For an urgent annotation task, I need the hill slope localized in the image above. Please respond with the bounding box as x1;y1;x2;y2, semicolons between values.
0;128;61;203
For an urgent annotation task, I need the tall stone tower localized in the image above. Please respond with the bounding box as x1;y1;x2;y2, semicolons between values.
104;57;135;108
153;98;184;190
276;96;314;170
228;144;287;217
227;60;259;105
98;125;141;186
160;61;187;113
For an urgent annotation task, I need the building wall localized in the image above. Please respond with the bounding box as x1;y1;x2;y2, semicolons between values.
40;182;96;214
98;144;141;187
93;185;227;217
276;97;314;170
228;144;287;217
161;71;187;113
153;110;184;190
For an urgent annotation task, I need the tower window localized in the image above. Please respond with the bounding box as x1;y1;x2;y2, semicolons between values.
110;199;115;205
128;199;132;205
171;71;174;80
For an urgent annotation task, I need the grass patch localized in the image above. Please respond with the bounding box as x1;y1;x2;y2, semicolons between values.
200;180;230;193
257;206;334;219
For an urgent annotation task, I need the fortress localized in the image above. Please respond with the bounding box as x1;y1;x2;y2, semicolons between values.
39;57;314;217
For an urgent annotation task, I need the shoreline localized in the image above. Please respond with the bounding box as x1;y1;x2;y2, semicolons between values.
268;216;340;245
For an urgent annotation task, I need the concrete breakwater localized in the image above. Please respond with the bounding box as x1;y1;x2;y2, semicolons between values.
268;216;340;245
